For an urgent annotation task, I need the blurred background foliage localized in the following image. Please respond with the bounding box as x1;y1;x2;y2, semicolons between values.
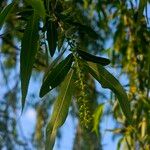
0;0;150;149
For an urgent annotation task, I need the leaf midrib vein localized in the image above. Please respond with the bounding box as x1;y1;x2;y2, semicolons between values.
50;71;73;138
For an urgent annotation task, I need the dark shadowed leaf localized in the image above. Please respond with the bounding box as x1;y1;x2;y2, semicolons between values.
73;22;98;39
47;21;58;57
77;24;99;40
0;1;15;30
77;50;110;66
39;53;74;97
138;0;147;21
45;70;74;150
25;0;45;20
17;8;34;21
43;49;65;80
85;62;132;124
63;20;99;39
20;12;39;110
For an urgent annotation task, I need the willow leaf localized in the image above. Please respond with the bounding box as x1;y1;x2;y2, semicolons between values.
85;62;132;124
77;50;110;66
25;0;45;20
92;104;104;136
117;137;124;150
47;21;58;57
0;1;15;30
43;49;65;81
39;53;73;97
20;12;39;110
45;70;74;150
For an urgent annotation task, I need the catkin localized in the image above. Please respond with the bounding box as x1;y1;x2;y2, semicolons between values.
73;55;93;131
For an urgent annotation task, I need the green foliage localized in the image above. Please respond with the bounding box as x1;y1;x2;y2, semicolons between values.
0;1;15;30
85;62;132;124
46;70;74;150
46;21;58;57
117;137;124;150
73;56;100;149
0;0;150;149
73;56;94;131
77;49;110;66
92;104;104;136
25;0;45;20
20;12;39;110
40;53;73;97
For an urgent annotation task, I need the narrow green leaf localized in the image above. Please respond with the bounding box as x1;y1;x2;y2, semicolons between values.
117;137;124;150
85;62;132;124
106;128;124;134
25;0;45;20
92;104;104;136
20;12;39;110
43;49;65;80
39;53;74;97
0;1;15;30
47;21;58;57
45;70;74;150
77;50;110;66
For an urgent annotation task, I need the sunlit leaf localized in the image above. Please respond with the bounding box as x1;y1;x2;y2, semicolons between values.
106;128;124;134
85;62;132;124
20;12;39;110
77;50;110;66
45;70;74;150
141;118;146;138
0;1;15;30
39;53;74;97
92;104;104;136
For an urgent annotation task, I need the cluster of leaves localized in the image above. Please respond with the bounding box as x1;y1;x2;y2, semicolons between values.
0;0;133;149
109;1;150;149
1;0;150;150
